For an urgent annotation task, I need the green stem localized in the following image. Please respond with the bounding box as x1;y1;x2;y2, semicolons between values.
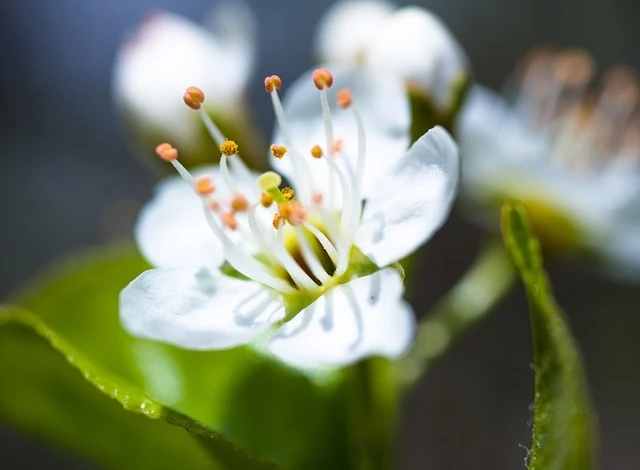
347;359;399;470
397;239;516;387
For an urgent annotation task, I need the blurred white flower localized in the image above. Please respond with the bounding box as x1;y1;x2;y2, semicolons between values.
113;5;256;161
459;47;640;279
120;67;459;369
314;1;469;111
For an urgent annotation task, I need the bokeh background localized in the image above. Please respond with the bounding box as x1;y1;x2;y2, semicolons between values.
1;0;639;468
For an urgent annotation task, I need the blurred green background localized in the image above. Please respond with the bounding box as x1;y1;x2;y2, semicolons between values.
1;0;639;468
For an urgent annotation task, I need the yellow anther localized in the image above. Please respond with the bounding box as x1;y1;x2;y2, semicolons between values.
336;89;353;109
220;140;238;157
195;176;215;196
272;213;284;229
312;68;334;90
257;171;282;191
264;75;282;93
270;144;288;159
260;192;274;208
231;194;249;213
311;145;323;159
183;86;205;110
281;187;295;201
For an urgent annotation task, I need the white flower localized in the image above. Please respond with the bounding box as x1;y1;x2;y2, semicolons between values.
459;47;640;279
113;5;256;157
314;1;468;111
120;67;459;369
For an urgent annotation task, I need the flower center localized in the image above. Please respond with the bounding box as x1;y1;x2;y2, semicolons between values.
155;70;370;296
513;47;640;173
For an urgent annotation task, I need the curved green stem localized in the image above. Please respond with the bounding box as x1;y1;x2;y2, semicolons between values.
398;239;516;387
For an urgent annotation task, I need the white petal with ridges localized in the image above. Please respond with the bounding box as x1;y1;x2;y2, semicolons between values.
271;66;410;202
269;268;414;368
355;126;459;267
120;268;285;350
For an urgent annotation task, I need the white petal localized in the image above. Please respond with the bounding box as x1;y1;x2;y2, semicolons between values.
314;0;395;64
269;268;414;368
271;66;410;202
113;9;255;152
135;166;257;269
363;6;468;109
356;126;459;267
120;268;285;350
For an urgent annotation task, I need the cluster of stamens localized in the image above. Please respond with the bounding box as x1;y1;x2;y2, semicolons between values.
514;47;640;171
155;68;367;294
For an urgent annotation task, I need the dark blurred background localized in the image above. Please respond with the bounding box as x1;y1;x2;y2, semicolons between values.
1;0;639;468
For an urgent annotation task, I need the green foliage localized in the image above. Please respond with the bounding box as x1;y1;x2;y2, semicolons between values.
501;201;596;470
0;245;354;469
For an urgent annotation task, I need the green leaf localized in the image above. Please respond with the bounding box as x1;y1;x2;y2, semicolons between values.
501;201;596;470
2;245;353;469
0;305;275;470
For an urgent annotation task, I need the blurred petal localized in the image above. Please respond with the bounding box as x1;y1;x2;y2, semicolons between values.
135;166;258;269
363;6;468;108
314;0;395;64
356;126;459;267
271;66;410;201
269;268;414;368
120;268;285;350
113;9;255;151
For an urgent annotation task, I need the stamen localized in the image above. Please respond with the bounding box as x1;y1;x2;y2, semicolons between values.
264;75;282;93
294;226;332;284
311;145;323;159
332;139;343;152
336;89;353;109
270;144;288;159
195;176;215;196
281;187;295;201
260;192;274;208
273;213;284;229
221;212;238;231
183;86;205;110
231;194;249;213
312;68;334;90
155;142;178;161
220;140;239;157
303;222;339;266
273;226;319;290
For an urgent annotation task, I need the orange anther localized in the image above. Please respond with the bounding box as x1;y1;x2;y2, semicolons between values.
287;203;306;226
195;176;215;195
272;213;284;229
311;145;323;159
155;142;178;161
183;86;205;110
332;139;343;152
264;75;282;93
312;68;334;90
336;89;353;109
312;192;323;205
278;204;292;219
261;192;274;208
209;200;221;212
270;144;288;159
222;212;238;231
231;194;249;212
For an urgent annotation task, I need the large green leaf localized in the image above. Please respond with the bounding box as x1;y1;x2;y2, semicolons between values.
1;245;353;469
501;202;596;470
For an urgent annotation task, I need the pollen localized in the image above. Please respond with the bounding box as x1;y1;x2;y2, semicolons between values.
195;176;215;195
311;145;323;159
231;194;249;212
220;140;238;157
270;144;288;159
260;192;274;207
222;212;238;231
264;75;282;93
312;68;334;90
336;89;353;109
155;142;178;161
183;86;205;110
257;171;282;191
281;187;295;201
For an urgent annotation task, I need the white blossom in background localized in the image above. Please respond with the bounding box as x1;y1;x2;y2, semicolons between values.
120;67;460;369
113;4;256;156
459;47;640;279
314;0;469;111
